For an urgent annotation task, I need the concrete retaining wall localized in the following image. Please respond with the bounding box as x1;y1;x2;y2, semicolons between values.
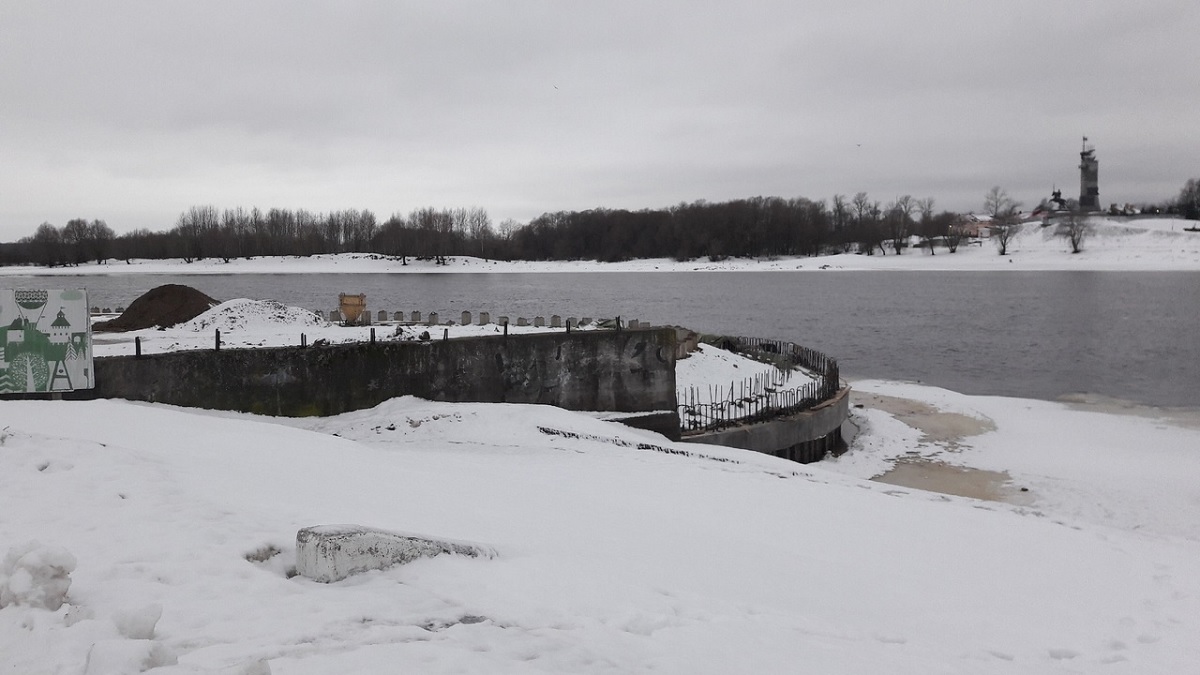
680;385;850;463
69;328;677;421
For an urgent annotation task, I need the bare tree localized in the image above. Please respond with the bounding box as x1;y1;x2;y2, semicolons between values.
87;219;115;263
1059;212;1092;253
174;205;219;262
852;192;885;255
916;197;935;222
1178;178;1200;220
990;218;1021;256
886;195;914;255
984;187;1022;255
62;218;91;265
984;186;1019;219
464;207;493;258
943;214;966;253
30;222;64;267
830;194;854;252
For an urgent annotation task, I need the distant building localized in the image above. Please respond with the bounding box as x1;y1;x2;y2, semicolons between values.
1079;137;1100;212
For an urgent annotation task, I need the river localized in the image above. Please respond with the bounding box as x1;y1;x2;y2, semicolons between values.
3;270;1198;408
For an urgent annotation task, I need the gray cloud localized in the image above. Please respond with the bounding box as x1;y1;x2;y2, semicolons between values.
2;0;1197;239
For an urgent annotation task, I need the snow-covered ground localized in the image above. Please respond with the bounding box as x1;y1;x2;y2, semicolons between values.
3;382;1199;674
2;217;1198;275
89;299;576;358
3;248;1199;672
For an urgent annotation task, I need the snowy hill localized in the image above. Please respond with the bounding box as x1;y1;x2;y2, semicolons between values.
2;386;1199;673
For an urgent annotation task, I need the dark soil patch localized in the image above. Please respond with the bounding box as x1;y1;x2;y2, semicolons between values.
93;284;219;332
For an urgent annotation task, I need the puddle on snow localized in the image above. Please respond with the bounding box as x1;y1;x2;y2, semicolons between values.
871;458;1035;505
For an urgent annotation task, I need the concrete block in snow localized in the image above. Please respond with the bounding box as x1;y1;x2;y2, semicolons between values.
295;525;496;583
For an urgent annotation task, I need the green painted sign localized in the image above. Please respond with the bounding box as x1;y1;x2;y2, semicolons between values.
0;289;94;393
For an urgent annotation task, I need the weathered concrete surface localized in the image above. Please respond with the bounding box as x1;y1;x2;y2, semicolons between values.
681;385;850;461
295;525;496;583
73;328;676;418
598;410;681;441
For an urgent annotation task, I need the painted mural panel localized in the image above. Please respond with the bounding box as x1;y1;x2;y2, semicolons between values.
0;289;94;393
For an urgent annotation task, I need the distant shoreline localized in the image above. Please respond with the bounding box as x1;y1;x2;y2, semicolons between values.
2;217;1198;275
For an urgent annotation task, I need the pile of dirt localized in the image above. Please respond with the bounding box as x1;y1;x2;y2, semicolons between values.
93;284;219;332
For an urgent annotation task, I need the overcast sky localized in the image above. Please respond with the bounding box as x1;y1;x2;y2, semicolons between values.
2;1;1197;240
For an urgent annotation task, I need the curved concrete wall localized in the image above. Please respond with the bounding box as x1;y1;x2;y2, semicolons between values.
679;385;850;463
69;328;677;420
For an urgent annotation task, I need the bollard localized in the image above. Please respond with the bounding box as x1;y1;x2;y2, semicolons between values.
370;327;376;344
393;311;404;321
616;315;622;331
377;310;387;322
412;311;421;323
301;333;307;348
135;336;141;358
478;311;490;326
443;328;449;341
215;329;221;351
534;316;544;327
517;317;528;327
551;315;561;328
428;312;439;326
461;311;471;325
503;322;508;337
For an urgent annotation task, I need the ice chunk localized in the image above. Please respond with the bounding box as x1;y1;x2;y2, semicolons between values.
113;604;162;640
0;541;77;610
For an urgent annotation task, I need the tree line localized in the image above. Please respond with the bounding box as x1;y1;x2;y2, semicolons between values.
2;180;1196;267
0;206;504;268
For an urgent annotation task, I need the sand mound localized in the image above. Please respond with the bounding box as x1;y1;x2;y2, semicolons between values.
179;299;327;332
93;284;218;332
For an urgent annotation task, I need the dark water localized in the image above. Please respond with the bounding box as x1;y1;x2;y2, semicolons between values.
5;271;1199;407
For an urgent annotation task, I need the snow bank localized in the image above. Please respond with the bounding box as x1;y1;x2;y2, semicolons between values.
0;541;76;610
178;298;327;333
82;639;177;675
3;392;1200;672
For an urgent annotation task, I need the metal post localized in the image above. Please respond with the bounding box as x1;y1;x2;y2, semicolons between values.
301;333;307;348
135;336;141;358
215;329;220;351
370;327;376;344
443;328;448;341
